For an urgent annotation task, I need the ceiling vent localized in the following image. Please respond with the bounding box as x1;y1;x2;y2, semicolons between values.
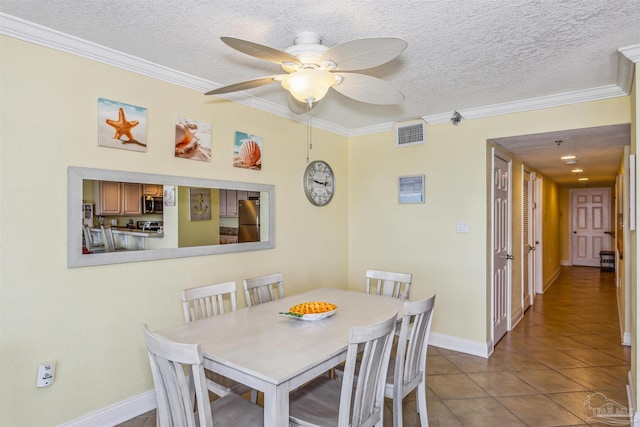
395;120;426;147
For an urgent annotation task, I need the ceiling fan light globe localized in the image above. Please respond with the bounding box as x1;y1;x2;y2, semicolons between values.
281;69;336;104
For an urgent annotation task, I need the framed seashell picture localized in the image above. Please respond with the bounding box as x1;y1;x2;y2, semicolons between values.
233;131;262;170
175;117;212;161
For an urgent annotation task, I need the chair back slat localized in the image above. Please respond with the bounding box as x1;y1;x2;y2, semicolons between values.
395;295;435;387
243;273;284;307
100;225;116;252
182;281;237;323
365;269;412;299
143;324;213;427
340;313;396;427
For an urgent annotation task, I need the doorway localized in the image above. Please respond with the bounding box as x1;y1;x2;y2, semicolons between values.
522;168;534;311
570;187;612;267
492;149;512;345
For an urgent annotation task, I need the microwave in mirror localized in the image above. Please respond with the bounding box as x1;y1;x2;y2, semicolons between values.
143;196;163;214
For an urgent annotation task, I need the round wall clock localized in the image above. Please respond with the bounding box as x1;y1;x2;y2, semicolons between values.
303;160;335;206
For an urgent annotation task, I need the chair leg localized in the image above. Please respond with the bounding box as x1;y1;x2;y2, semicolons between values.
393;394;403;427
417;385;429;426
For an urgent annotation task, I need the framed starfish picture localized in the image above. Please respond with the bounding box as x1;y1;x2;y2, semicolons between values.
98;98;147;152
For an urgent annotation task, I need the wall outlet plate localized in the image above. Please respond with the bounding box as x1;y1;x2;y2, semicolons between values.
36;361;56;387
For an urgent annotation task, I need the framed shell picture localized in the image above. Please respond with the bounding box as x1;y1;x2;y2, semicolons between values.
98;98;147;152
175;116;212;161
234;131;262;170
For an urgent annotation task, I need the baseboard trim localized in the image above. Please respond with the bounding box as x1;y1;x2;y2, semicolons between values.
429;332;491;358
58;390;156;427
560;259;572;266
511;308;524;329
543;266;562;292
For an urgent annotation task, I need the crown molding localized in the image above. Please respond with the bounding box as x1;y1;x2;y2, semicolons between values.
0;13;351;137
424;84;628;125
1;12;634;138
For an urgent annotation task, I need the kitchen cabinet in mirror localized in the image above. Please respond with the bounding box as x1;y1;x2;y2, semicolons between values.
68;166;275;268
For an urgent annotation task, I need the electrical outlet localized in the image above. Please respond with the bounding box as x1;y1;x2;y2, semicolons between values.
36;361;56;387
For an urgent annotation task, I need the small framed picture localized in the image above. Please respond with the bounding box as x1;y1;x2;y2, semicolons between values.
163;186;176;207
398;175;425;204
98;98;147;151
188;188;212;221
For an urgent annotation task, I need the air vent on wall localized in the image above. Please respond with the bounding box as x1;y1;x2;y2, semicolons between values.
395;120;426;147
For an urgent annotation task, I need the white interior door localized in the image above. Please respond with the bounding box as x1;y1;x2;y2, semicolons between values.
493;152;511;345
522;168;534;311
571;188;612;267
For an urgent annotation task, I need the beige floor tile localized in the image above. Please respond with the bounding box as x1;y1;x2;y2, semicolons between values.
564;348;629;367
557;366;627;390
497;394;584;426
443;397;526;426
427;355;463;375
422;398;464;426
467;371;539;397
527;350;590;369
514;369;587;393
428;373;489;400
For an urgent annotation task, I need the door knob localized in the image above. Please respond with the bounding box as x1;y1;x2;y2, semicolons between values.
506;255;515;260
529;246;535;251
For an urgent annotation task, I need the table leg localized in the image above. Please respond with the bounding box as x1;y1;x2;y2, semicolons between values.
262;382;289;427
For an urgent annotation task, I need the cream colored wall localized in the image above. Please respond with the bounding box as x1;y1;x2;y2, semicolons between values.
0;37;348;426
558;187;571;263
348;96;631;350
541;177;562;287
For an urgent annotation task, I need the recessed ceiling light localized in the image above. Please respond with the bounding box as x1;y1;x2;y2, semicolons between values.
561;155;576;160
578;177;589;181
571;169;583;173
565;160;577;165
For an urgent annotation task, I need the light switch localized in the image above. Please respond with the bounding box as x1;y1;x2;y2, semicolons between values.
456;222;469;233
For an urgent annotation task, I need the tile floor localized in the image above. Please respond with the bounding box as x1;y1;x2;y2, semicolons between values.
119;266;630;426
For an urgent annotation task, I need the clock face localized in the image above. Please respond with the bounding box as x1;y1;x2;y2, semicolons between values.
303;161;335;206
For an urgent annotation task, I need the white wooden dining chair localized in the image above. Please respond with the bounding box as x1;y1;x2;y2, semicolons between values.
100;225;118;252
182;281;237;322
365;269;412;299
289;312;397;427
142;324;263;427
83;225;104;253
181;281;257;402
243;272;285;307
385;294;436;427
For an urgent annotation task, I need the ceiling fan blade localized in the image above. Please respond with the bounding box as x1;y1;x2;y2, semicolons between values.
331;73;405;105
287;96;318;115
221;37;301;66
205;75;286;95
322;37;407;71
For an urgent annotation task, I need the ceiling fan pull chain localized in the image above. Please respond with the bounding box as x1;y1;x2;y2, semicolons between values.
306;102;313;163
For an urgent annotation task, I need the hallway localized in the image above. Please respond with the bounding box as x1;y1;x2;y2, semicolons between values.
119;266;630;426
422;266;631;426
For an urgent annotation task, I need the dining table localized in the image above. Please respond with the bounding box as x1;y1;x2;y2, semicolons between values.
154;287;406;427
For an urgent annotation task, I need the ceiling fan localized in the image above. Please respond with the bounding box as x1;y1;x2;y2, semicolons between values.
205;32;407;114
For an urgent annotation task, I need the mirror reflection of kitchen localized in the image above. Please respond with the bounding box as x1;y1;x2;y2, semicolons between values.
81;179;263;254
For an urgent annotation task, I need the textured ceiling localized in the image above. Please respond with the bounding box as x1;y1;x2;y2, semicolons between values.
1;0;639;185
